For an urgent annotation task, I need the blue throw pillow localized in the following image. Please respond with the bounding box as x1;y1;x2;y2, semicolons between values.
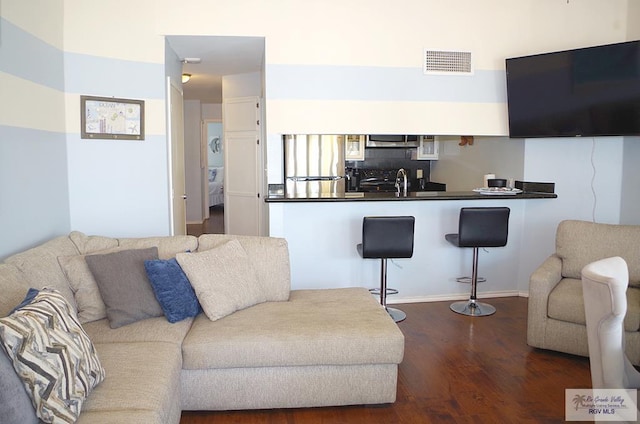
9;288;39;314
144;258;201;323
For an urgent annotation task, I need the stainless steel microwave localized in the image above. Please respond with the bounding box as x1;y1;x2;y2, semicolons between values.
365;135;420;148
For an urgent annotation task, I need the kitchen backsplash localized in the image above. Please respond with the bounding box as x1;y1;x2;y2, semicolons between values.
345;147;431;182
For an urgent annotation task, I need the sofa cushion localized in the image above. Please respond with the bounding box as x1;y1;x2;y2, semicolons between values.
144;258;202;323
83;316;193;346
0;346;38;424
197;234;290;301
57;253;108;324
0;263;32;318
0;289;105;423
117;235;198;259
182;287;405;370
81;342;182;424
4;235;80;312
85;247;163;328
556;220;640;286
77;409;174;424
177;239;265;321
548;277;640;332
69;231;119;255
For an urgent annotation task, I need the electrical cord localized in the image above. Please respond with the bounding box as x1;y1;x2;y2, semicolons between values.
590;137;597;223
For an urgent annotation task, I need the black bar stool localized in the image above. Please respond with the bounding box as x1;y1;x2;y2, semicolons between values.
357;216;415;323
445;207;510;317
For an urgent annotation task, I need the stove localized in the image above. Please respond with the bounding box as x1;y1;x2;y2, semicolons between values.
357;168;405;192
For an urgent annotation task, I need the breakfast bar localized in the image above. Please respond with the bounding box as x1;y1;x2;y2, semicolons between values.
266;189;557;305
266;190;557;202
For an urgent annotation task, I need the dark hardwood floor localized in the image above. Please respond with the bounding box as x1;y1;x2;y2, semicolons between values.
180;297;593;423
187;205;224;237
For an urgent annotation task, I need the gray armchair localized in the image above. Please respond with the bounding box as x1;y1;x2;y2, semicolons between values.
527;220;640;365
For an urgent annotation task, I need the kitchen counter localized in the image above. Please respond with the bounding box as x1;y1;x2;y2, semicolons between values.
265;190;557;202
266;191;558;303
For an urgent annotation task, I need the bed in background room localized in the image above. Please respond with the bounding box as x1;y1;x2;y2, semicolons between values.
208;167;224;207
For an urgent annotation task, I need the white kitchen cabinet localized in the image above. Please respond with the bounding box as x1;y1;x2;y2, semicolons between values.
416;135;439;160
345;134;366;161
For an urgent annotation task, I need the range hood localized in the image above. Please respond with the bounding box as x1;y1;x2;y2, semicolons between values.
365;135;420;148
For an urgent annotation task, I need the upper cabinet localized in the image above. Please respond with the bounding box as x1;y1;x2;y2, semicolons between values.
342;133;440;160
416;136;439;160
345;134;366;161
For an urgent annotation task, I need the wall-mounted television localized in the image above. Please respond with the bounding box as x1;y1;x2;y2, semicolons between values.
505;40;640;138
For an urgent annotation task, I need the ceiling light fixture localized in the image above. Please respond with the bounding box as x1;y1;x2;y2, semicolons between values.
182;73;192;83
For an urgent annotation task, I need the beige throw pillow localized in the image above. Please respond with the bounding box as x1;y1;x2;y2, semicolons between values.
57;254;108;324
176;239;265;321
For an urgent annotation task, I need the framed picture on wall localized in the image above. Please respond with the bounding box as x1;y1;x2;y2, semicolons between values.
80;95;145;140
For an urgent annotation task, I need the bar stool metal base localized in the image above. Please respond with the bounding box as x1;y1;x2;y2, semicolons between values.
450;299;496;317
378;258;406;323
455;276;486;284
386;307;406;323
369;288;399;296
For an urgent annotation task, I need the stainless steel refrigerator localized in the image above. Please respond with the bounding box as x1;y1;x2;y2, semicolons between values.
284;134;346;197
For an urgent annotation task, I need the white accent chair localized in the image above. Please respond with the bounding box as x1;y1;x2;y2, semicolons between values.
582;256;640;423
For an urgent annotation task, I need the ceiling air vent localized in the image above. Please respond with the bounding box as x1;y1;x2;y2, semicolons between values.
423;49;473;75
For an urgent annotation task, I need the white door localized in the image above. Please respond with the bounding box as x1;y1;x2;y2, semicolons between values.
223;96;263;236
168;79;187;235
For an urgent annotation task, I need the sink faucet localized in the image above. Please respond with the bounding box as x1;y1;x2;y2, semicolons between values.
396;168;408;196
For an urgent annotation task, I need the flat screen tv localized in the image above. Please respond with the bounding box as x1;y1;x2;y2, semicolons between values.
505;40;640;138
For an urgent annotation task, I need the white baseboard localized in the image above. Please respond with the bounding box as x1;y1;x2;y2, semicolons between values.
385;290;528;305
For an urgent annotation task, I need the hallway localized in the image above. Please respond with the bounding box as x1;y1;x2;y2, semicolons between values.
186;205;224;236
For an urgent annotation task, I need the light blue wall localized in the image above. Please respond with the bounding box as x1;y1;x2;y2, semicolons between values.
517;136;628;292
0;17;65;90
267;65;505;103
0;128;70;259
1;8;174;259
64;50;169;237
0;13;70;259
621;138;640;224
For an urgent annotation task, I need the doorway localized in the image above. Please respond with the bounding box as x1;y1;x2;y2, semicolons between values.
166;35;265;236
186;208;223;237
189;119;225;236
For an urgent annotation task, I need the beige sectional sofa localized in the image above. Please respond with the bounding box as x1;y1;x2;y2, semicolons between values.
0;232;404;423
527;220;640;365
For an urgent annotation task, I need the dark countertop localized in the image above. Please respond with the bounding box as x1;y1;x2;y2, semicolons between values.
265;190;557;202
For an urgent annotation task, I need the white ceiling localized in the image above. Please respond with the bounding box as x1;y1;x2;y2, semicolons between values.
166;35;265;103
